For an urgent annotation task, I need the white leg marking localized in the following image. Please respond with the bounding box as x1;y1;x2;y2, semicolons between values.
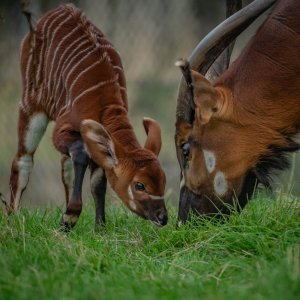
203;150;216;174
62;156;74;189
25;113;48;154
63;214;78;224
14;154;33;210
90;168;104;191
213;171;228;197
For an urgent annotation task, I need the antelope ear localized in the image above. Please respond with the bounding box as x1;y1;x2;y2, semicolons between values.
143;117;162;156
191;70;223;124
80;119;117;169
175;119;192;146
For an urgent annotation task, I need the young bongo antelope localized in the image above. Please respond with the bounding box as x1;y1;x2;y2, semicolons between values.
9;4;168;229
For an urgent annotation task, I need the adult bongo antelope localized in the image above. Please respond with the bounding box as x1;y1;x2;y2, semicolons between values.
9;4;168;229
175;0;300;222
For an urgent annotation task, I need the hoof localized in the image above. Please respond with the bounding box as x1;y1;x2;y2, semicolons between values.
59;214;78;232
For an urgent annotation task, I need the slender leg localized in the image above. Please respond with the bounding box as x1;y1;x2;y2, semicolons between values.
90;161;107;228
60;154;73;206
9;109;48;212
59;140;89;231
177;186;191;227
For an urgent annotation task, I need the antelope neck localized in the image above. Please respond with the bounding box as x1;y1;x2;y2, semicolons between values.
101;105;142;152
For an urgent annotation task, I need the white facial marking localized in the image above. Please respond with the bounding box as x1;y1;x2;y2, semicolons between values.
90;168;104;191
25;113;48;153
149;194;164;201
129;200;137;211
213;171;228;197
128;186;134;200
203;150;216;173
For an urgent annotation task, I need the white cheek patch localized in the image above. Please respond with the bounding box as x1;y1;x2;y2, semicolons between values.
129;200;137;211
25;113;48;153
203;150;216;173
213;171;228;197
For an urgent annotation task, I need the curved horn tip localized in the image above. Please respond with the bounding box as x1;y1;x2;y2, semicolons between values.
174;58;189;68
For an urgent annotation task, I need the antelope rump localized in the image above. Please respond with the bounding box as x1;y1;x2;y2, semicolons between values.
175;0;300;222
9;4;168;229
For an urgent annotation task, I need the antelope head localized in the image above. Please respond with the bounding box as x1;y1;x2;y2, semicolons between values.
175;0;277;222
81;117;168;226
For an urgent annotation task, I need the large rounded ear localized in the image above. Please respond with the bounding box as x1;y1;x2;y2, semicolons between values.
191;70;224;125
143;117;162;156
80;119;117;169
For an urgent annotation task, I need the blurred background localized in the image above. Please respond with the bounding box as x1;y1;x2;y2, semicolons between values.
0;0;299;209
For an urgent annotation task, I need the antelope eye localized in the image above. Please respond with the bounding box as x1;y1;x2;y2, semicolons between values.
135;182;146;191
181;143;190;160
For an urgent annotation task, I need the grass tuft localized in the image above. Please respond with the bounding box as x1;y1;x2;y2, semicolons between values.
0;195;299;300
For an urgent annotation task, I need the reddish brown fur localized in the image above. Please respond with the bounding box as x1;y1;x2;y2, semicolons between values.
176;0;300;217
9;4;167;228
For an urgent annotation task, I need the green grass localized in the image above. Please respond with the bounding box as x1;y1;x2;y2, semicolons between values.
0;196;299;300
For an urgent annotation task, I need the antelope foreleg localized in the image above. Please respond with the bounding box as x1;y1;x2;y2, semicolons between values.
90;161;107;229
60;140;89;231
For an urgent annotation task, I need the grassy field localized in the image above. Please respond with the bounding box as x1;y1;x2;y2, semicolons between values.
0;195;299;300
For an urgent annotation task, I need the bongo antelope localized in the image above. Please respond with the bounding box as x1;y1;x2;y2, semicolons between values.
9;4;168;229
175;0;300;222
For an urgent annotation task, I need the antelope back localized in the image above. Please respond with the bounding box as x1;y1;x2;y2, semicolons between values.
20;4;127;119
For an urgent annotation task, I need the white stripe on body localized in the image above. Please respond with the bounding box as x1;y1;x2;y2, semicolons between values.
22;54;32;112
44;16;73;100
72;77;117;105
68;52;109;99
47;25;81;99
52;36;87;99
53;39;91;102
36;10;64;84
36;11;67;105
53;44;95;110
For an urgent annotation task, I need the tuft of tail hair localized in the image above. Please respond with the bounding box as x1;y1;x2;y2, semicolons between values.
175;58;193;88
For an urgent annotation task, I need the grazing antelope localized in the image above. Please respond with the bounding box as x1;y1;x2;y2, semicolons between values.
175;0;300;222
9;4;168;229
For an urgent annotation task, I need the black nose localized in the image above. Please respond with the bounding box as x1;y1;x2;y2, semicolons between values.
156;211;168;226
